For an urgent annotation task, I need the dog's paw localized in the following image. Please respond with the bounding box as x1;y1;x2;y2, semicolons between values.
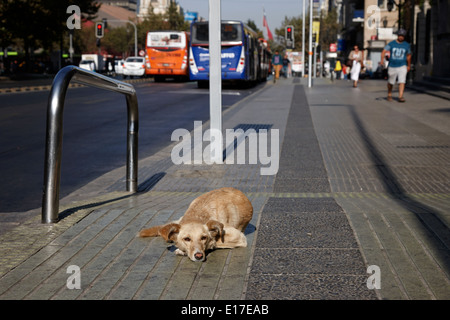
175;248;186;256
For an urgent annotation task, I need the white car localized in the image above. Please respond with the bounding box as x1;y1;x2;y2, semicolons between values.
122;57;145;78
114;59;124;75
79;60;95;71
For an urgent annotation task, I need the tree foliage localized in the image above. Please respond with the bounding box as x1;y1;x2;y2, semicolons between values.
1;0;191;66
246;19;264;38
1;0;99;50
272;8;340;53
100;0;189;56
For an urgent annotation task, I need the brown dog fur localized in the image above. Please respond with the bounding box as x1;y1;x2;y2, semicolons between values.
139;187;253;261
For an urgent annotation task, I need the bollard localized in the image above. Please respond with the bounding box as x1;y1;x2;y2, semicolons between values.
42;66;139;223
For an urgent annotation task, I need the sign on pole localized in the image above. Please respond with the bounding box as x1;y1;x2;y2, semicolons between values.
329;43;337;53
312;21;320;46
208;0;222;163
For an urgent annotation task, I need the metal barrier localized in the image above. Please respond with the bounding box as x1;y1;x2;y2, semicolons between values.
42;66;139;223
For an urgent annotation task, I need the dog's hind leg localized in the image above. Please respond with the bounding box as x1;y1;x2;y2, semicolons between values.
216;227;247;248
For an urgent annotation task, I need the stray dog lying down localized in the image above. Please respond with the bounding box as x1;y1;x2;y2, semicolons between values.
139;187;253;262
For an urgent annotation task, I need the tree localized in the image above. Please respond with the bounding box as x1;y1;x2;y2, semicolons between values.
319;8;339;51
137;1;189;49
1;0;100;70
273;9;341;53
166;0;188;31
139;0;189;32
102;26;134;57
246;19;264;38
274;16;307;52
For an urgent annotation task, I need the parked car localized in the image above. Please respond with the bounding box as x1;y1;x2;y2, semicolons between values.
122;57;145;78
114;59;124;75
79;54;104;72
79;60;95;72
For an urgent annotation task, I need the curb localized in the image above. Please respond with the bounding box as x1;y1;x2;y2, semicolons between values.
0;77;153;94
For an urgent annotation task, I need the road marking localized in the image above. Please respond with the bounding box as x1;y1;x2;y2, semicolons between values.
165;90;241;96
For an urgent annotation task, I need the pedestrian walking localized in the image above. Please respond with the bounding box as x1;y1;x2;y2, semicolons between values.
348;45;364;88
282;54;291;78
381;28;412;102
343;63;350;81
334;59;342;80
272;51;283;81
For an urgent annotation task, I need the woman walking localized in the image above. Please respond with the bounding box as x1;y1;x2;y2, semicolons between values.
348;45;364;88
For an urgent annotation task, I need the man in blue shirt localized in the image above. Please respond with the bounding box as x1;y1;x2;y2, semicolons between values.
272;51;283;80
381;29;411;102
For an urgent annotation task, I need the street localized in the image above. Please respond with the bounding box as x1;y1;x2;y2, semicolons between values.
0;80;262;216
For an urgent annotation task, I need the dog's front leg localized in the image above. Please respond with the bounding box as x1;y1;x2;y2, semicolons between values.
175;248;186;256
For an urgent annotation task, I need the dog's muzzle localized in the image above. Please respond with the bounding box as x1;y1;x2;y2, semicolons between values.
194;251;204;261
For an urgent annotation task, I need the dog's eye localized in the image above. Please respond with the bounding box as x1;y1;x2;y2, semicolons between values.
201;236;207;241
184;237;191;242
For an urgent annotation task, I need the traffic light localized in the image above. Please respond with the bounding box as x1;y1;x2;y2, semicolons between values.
387;0;395;12
285;25;294;41
285;25;294;49
95;22;104;38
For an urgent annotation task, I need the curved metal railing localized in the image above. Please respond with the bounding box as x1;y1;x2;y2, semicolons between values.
42;66;139;223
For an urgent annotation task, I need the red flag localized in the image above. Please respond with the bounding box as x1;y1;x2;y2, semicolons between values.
263;10;273;41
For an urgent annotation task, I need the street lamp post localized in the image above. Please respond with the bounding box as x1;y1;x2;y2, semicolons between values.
302;0;305;78
308;0;313;87
387;0;403;28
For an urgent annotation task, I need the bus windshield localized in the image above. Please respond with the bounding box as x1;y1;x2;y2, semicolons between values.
191;22;242;45
147;32;186;48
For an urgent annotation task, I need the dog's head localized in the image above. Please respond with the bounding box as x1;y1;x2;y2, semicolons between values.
159;220;224;262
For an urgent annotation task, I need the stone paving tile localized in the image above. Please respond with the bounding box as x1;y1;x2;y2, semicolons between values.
244;85;377;300
1;78;448;301
0;81;288;300
309;80;450;300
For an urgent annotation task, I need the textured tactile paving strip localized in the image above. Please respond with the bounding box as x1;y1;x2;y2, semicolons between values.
245;85;377;300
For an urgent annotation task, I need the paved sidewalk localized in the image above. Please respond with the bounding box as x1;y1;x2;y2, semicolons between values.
0;76;448;300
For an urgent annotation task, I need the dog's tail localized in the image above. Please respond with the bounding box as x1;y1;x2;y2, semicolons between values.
139;225;162;238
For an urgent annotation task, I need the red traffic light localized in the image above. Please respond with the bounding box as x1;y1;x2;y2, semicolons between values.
285;25;294;44
95;22;104;38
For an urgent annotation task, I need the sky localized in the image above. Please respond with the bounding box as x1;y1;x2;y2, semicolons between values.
177;0;307;37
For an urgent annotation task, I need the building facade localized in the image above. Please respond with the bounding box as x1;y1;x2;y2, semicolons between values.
332;0;449;80
138;0;172;17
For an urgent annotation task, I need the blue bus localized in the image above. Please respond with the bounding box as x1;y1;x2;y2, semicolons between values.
189;20;271;87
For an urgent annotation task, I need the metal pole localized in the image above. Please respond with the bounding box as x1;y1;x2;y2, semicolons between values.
69;31;74;64
313;44;316;78
320;50;323;78
42;66;138;223
302;0;305;78
134;22;138;56
208;0;222;163
308;0;313;87
125;93;139;192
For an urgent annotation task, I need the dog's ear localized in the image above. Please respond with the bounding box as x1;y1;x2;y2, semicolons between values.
159;223;180;242
206;220;224;240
